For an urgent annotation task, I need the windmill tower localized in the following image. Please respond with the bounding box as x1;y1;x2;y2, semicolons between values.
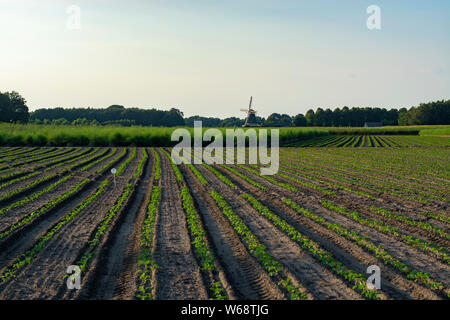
240;96;260;127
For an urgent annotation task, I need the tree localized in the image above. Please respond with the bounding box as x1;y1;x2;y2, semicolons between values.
107;105;125;110
0;93;12;122
72;118;90;126
52;118;69;125
0;91;29;123
305;109;315;126
314;108;325;126
31;105;186;127
397;100;449;125
264;113;292;127
332;108;342;126
185;116;221;127
293;113;307;126
341;106;350;126
161;108;185;126
220;117;245;127
324;108;333;126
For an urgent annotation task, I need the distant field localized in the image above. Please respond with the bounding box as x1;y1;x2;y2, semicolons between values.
419;127;450;136
0;124;449;146
285;135;450;147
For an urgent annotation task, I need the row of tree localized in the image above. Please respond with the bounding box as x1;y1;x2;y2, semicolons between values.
31;105;185;127
187;101;449;127
398;100;450;125
184;115;265;127
296;107;402;127
185;107;402;127
2;91;449;127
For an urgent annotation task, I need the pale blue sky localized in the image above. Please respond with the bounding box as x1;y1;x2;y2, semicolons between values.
0;0;449;118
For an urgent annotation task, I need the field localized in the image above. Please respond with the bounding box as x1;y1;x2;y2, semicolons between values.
1;123;449;147
0;138;448;300
286;135;450;147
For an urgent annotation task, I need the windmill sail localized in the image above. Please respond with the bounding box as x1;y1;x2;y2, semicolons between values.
240;96;260;127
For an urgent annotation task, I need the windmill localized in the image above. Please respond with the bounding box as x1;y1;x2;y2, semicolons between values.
240;96;260;127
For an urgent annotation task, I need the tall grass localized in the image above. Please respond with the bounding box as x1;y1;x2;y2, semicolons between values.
0;124;327;146
419;127;450;136
1;124;446;146
0;124;172;146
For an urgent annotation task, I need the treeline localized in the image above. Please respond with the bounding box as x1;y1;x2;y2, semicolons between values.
398;100;450;125
0;91;29;123
184;115;265;127
189;100;449;127
185;107;403;127
2;90;449;127
294;107;403;127
30;105;185;127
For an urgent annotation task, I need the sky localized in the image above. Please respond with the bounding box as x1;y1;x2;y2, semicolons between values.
0;0;449;118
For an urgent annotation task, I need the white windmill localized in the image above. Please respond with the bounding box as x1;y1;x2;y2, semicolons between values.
240;96;260;127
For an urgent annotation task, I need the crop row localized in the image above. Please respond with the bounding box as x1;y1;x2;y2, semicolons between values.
282;147;450;182
81;148;117;172
0;147;101;204
279;163;448;231
70;148;142;277
279;164;449;239
281;156;448;204
319;200;449;264
0;179;110;283
0;174;74;218
217;153;448;297
0;147;24;158
0;147;48;163
289;135;450;147
209;190;307;300
96;148;127;174
0;147;94;190
200;152;383;299
116;147;136;176
281;151;448;201
136;185;160;300
161;148;228;300
242;193;380;299
188;150;313;299
133;148;148;179
136;148;161;300
0;147;96;181
0;148;131;242
0;177;91;241
368;206;449;240
9;147;77;167
242;162;448;261
282;198;448;297
76;183;134;272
